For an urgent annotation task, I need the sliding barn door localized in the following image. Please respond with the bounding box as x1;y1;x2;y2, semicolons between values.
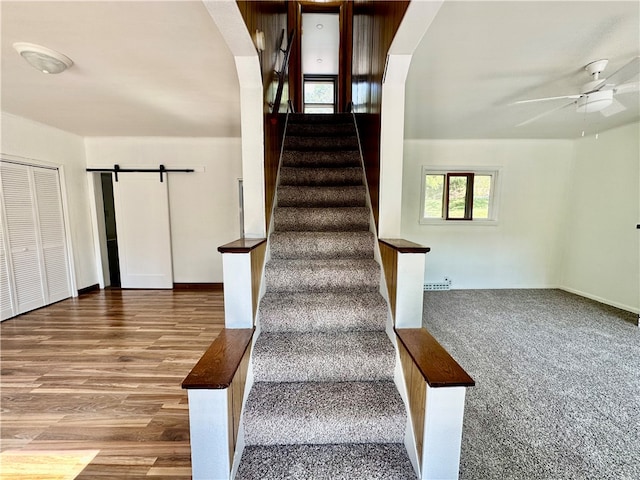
112;173;173;289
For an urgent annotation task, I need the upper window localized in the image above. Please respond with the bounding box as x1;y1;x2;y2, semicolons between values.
421;167;499;224
303;75;336;114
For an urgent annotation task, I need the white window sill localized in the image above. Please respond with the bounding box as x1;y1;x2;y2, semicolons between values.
419;218;499;227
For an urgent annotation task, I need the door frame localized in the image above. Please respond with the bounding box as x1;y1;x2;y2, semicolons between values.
0;154;78;319
288;0;353;113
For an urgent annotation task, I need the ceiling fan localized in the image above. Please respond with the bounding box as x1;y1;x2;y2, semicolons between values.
513;56;640;127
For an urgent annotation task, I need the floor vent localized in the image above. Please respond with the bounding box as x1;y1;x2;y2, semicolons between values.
424;282;450;291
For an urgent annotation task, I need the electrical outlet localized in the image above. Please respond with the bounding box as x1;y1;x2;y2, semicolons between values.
444;277;452;285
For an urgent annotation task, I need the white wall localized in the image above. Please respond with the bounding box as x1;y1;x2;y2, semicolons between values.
401;139;574;289
1;112;97;290
560;123;639;313
85;137;242;283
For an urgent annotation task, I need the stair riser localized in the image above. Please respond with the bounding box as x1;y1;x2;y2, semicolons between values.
265;263;379;293
284;136;359;151
244;382;406;446
277;186;366;207
279;167;363;186
282;150;361;168
274;208;369;232
236;444;417;480
252;332;395;383
288;113;353;124
286;123;356;137
258;293;388;333
270;232;373;259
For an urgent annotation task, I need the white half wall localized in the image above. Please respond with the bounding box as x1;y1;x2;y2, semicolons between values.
560;123;640;313
1;112;96;290
401;139;573;289
85;137;242;283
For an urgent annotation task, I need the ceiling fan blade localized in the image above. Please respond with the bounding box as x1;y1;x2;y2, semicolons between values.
590;56;640;92
600;98;627;117
511;94;581;105
516;100;576;127
614;82;640;95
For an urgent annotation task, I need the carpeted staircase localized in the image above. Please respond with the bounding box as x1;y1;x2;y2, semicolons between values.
235;114;416;479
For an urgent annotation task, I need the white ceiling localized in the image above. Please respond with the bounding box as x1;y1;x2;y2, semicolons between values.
1;1;240;137
1;1;638;140
302;13;340;75
405;1;640;139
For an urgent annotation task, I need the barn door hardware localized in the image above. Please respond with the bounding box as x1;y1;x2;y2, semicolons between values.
86;164;194;182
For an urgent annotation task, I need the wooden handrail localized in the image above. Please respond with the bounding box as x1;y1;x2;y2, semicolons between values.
272;29;295;114
396;328;475;388
218;238;266;254
182;328;254;389
379;238;430;254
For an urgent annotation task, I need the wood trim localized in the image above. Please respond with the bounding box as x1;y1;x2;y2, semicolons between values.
289;0;352;113
379;238;430;254
228;339;252;468
173;283;223;291
395;328;475;388
379;240;397;321
250;241;267;320
77;283;99;296
398;339;426;468
182;328;254;389
218;238;267;254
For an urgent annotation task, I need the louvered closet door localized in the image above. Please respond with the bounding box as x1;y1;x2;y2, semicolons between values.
33;167;71;303
0;161;72;319
0;162;46;315
0;221;15;320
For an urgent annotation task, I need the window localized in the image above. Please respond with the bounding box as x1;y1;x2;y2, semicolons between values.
303;75;337;113
421;167;499;224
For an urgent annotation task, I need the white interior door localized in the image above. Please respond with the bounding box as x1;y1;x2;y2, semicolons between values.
112;173;173;289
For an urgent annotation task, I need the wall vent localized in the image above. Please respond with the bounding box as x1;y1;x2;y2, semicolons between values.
424;282;450;291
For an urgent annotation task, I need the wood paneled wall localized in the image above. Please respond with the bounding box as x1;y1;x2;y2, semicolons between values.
398;338;426;467
236;1;289;231
287;1;353;113
250;240;267;319
351;0;409;229
236;1;288;109
227;340;252;467
379;240;398;319
264;114;286;228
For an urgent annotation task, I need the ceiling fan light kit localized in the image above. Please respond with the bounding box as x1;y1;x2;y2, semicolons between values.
13;42;73;74
576;90;613;113
513;56;639;126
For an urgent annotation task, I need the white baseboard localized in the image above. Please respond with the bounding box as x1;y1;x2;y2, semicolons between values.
559;286;639;317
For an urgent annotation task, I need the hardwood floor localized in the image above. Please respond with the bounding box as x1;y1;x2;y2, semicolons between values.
1;289;224;479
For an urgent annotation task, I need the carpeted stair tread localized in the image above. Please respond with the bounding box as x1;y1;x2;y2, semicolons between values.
243;381;406;445
277;185;366;207
279;167;363;186
236;443;417;480
282;150;361;168
265;258;379;293
258;291;387;333
270;231;374;259
252;331;395;382
238;113;413;477
285;135;359;151
286;122;356;137
274;207;369;232
287;113;354;124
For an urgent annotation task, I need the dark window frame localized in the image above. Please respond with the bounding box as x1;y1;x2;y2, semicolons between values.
303;74;337;113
